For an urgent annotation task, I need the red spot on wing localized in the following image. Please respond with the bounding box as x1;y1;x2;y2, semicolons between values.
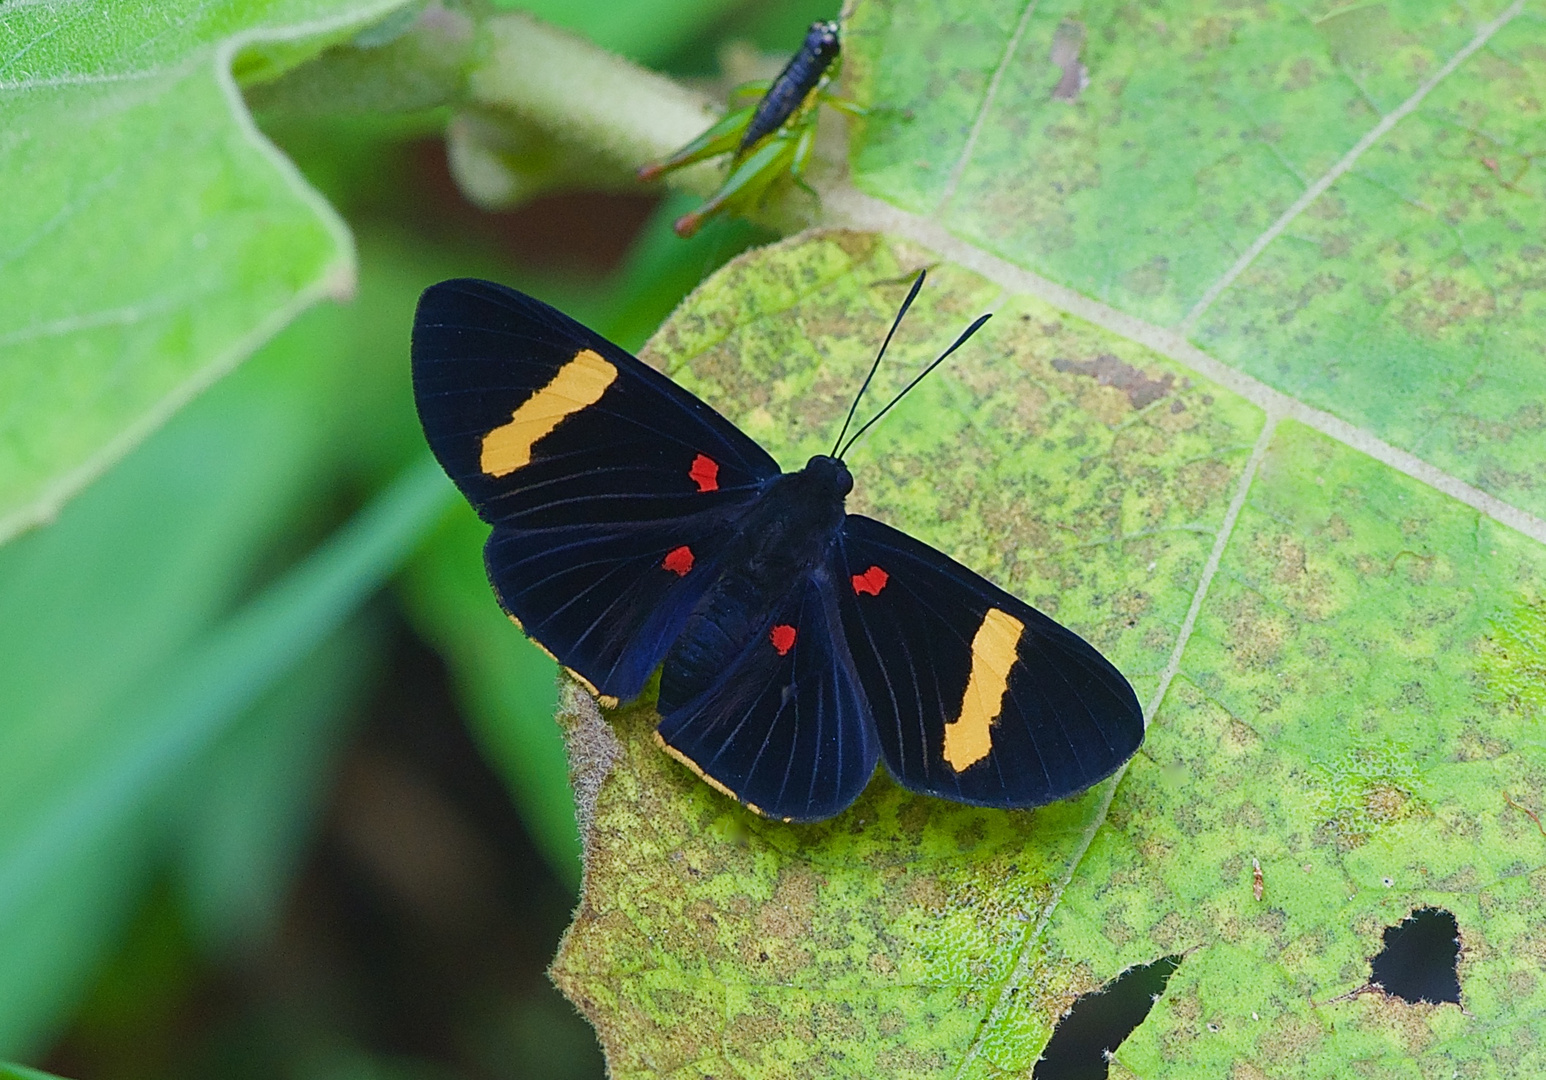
770;624;797;656
851;565;889;596
689;454;719;492
662;545;694;576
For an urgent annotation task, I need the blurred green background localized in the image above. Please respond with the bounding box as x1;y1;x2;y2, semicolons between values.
1;2;834;1077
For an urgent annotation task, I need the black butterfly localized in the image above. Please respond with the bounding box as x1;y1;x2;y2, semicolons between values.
411;274;1143;822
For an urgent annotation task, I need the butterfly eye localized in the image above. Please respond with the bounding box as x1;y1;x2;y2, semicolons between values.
689;454;720;492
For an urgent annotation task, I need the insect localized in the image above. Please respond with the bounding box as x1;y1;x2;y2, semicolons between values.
638;19;865;238
412;273;1144;822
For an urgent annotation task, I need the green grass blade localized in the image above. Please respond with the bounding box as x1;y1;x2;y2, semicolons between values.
0;455;454;927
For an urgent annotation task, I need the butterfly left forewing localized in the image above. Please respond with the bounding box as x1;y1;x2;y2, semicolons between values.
412;279;781;701
836;514;1143;808
413;279;779;512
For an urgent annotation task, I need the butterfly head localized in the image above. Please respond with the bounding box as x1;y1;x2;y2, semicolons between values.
801;454;853;499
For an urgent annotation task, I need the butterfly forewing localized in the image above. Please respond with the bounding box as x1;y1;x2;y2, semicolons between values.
836;515;1143;807
655;572;877;822
412;279;781;700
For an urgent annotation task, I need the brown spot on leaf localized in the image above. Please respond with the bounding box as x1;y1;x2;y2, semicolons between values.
1053;353;1175;409
1050;20;1089;101
1124;256;1171;298
1364;783;1413;824
1175;458;1233;514
1355;993;1442;1056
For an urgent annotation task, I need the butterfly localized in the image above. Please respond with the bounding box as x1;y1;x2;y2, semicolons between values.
411;273;1143;822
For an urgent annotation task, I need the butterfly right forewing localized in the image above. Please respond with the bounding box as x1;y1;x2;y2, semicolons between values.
836;514;1143;808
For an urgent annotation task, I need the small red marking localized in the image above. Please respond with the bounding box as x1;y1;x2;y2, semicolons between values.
770;624;797;655
689;454;719;492
851;565;889;596
662;545;694;576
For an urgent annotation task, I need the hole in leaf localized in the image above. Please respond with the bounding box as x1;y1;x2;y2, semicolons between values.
1370;907;1461;1004
1034;955;1182;1080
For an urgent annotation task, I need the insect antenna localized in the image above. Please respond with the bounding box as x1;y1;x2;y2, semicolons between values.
830;270;927;457
837;309;992;460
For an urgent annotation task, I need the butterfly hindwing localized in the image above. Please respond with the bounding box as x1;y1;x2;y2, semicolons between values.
655;570;878;822
836;514;1144;808
412;279;781;700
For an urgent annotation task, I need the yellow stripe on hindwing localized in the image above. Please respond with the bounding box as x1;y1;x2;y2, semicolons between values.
480;349;616;476
942;608;1025;772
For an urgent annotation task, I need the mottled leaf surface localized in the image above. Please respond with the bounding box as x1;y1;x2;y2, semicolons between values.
0;0;406;542
847;0;1546;522
550;229;1546;1076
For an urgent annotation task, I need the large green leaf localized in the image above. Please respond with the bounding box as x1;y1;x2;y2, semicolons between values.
550;220;1546;1075
844;0;1546;527
0;0;408;544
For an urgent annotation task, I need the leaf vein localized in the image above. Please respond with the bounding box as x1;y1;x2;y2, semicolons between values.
934;0;1041;216
1178;0;1527;333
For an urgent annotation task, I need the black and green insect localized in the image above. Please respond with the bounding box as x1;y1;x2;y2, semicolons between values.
639;19;865;237
412;273;1144;821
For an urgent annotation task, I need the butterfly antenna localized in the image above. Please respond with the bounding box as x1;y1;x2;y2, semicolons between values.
831;270;927;457
838;311;992;459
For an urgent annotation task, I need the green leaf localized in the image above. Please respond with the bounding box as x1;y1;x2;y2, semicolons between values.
552;226;1546;1076
844;0;1546;524
171;615;383;953
0;0;410;544
0;311;368;1054
0;351;449;1057
0;1064;71;1080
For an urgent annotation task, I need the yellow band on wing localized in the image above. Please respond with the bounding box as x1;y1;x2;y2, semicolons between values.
943;607;1025;772
480;349;616;476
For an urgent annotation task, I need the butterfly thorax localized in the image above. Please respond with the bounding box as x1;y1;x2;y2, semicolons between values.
659;455;851;710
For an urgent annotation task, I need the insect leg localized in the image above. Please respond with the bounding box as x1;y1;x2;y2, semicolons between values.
789;125;818;198
819;92;869;118
673;135;796;237
639;105;757;181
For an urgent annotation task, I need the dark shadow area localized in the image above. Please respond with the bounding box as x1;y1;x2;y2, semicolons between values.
44;609;603;1080
1370;907;1461;1005
1034;955;1182;1080
398;139;663;278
